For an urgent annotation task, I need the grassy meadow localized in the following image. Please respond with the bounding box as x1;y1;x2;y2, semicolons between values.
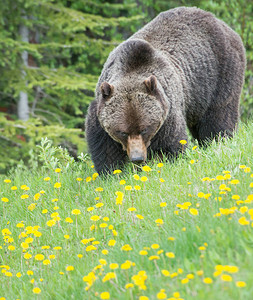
0;123;253;300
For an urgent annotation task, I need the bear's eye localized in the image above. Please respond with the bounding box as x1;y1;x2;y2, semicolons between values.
140;128;147;135
116;131;128;138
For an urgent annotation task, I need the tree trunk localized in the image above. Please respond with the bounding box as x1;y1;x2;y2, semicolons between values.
18;22;29;121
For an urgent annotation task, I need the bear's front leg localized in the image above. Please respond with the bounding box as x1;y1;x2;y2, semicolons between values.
150;115;188;160
85;101;128;175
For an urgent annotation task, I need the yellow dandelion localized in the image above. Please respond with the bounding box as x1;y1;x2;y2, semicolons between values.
133;174;140;180
157;163;164;168
66;265;74;271
108;240;116;247
33;287;41;294
197;270;204;276
166;252;175;258
203;277;213;284
86;245;97;252
189;208;198;215
238;216;249;225
140;176;148;182
86;176;92;182
127;207;136;212
99;259;107;265
92;173;99;180
113;169;122;174
221;274;232;282
46;219;56;227
95;187;104;192
35;254;44;261
149;255;160;260
21;242;29;250
121;244;132;251
54;182;61;188
230;179;240;185
109;263;118;270
1;197;9;203
157;291;167;299
151;244;160;249
121;260;132;269
102;249;109;255
134;185;141;190
65;217;73;223
100;292;110;300
181;278;189;284
155;219;164;225
199;246;206;251
197;192;205;198
142;165;152;172
136;214;144;220
161;270;170;276
27;270;34;276
139;250;148;255
236;281;246;287
90;215;101;221
43;259;51;265
179;139;187;145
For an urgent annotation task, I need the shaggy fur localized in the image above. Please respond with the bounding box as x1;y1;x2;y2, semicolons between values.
85;7;246;174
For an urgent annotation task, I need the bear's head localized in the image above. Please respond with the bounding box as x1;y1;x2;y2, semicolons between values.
97;75;169;162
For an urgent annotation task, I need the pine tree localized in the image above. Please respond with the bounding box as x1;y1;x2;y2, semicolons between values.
0;0;143;172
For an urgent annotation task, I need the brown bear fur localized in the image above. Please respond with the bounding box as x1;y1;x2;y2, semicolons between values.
85;7;246;174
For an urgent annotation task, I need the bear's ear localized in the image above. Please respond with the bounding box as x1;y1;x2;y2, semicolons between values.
144;75;157;94
100;82;113;99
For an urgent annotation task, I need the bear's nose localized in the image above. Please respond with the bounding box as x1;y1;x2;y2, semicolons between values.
130;153;145;163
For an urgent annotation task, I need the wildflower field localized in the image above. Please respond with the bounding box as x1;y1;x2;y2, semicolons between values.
1;123;253;300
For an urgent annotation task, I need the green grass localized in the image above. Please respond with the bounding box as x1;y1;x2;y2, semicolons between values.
1;123;253;300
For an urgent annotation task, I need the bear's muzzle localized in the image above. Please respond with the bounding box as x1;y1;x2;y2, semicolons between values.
127;135;147;163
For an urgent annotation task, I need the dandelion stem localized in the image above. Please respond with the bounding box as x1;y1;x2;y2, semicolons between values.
76;217;79;238
154;259;160;274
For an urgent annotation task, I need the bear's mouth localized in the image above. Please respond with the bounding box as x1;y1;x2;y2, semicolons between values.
127;135;147;163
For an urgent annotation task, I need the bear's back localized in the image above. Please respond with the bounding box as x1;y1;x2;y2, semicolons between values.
129;6;245;122
131;7;233;53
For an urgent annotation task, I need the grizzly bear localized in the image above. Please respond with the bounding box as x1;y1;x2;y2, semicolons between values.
86;7;246;174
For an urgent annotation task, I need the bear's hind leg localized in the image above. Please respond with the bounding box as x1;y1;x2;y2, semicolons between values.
195;102;239;146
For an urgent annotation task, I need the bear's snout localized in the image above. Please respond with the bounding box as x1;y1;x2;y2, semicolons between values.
127;135;147;163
